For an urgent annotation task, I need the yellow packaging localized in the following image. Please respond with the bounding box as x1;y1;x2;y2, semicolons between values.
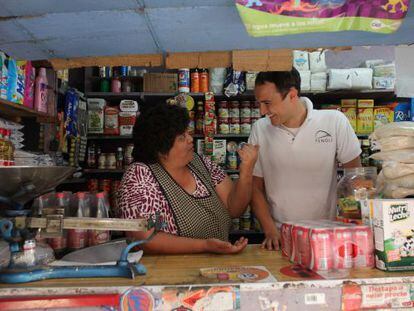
341;99;357;108
342;107;357;132
357;99;374;108
357;107;374;134
374;106;394;130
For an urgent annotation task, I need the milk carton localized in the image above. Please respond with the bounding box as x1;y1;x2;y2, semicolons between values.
373;199;414;271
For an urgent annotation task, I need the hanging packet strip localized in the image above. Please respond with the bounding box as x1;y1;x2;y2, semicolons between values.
64;89;79;137
235;0;410;37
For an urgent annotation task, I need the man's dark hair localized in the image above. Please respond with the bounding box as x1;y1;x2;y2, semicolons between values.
132;103;189;164
255;67;301;96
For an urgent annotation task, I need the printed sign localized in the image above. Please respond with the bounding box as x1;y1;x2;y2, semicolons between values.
235;0;410;37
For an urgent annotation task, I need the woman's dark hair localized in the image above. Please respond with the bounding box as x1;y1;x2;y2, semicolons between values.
132;103;190;164
255;67;301;96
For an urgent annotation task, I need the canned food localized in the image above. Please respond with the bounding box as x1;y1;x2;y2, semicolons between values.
229;101;240;118
227;152;238;170
190;69;199;93
218;122;230;135
98;154;106;169
218;101;229;118
199;69;209;93
229;122;240;135
281;222;293;258
241;101;251;118
251;101;261;118
240;123;251;135
67;229;87;250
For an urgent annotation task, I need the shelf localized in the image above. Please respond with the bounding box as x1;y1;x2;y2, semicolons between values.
193;134;250;138
84;169;125;174
85;89;395;100
88;135;133;140
0;98;49;119
60;178;87;184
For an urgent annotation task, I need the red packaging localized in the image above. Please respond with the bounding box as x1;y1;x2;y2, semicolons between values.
352;225;375;268
104;106;119;135
310;228;334;271
88;179;99;192
297;226;311;267
67;229;87;250
333;227;354;269
99;179;112;193
280;222;293;258
48;236;67;252
88;230;110;246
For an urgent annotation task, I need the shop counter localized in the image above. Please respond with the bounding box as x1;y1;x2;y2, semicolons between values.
1;245;414;310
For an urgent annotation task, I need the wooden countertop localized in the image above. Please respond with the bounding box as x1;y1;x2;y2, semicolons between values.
2;244;414;289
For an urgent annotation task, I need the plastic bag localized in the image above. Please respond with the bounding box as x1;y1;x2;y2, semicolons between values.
382;161;414;179
371;136;414;152
370;121;414;140
382;184;414;199
223;69;246;97
370;149;414;164
378;171;414;189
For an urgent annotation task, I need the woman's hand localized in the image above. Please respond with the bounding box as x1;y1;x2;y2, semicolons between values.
204;237;248;254
237;143;259;174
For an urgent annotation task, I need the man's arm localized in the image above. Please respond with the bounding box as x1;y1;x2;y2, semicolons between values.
342;156;361;168
126;230;248;255
251;176;280;250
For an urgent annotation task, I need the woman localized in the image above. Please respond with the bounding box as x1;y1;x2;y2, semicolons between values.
117;103;258;254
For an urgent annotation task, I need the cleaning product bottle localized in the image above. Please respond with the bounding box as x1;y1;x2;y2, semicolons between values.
34;67;48;113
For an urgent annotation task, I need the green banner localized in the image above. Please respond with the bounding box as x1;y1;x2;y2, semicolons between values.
236;0;410;37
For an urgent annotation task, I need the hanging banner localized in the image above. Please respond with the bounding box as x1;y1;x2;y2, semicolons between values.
235;0;410;37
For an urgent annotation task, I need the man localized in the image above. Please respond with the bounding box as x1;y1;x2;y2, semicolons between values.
248;68;361;251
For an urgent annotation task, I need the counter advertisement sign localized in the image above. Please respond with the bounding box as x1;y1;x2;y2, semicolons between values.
235;0;410;37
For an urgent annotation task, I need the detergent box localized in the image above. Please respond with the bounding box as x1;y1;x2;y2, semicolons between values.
373;199;414;271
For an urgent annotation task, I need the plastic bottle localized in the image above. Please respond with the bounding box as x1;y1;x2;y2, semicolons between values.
67;192;88;250
88;192;111;246
34;68;48;113
48;192;69;257
3;129;14;166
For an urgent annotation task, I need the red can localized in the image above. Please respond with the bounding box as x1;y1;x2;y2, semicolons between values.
333;227;354;269
352;226;375;268
88;179;99;192
297;226;311;267
88;230;110;246
281;222;293;258
99;179;112;193
310;228;334;271
290;225;301;263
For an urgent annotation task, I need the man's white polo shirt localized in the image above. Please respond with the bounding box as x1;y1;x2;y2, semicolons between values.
249;97;361;222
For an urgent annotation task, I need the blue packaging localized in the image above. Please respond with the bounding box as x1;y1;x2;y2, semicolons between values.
393;102;410;122
411;98;414;121
6;58;17;102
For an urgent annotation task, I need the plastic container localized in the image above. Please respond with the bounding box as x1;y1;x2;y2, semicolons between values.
34;68;48;113
337;167;377;220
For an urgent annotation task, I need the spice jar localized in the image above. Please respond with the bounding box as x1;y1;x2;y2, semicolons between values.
98;153;107;169
337;167;377;220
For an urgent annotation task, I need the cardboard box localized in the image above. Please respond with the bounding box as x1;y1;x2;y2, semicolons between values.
166;51;232;69
373;199;414;271
232;49;292;71
341;99;357;132
143;73;177;93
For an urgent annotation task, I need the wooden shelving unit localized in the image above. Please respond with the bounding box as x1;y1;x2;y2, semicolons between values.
0;98;48;119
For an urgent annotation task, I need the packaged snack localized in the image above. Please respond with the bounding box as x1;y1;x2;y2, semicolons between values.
0;52;8;99
373;106;394;130
341;99;357;132
87;98;106;134
357;99;374;134
104;106;119;135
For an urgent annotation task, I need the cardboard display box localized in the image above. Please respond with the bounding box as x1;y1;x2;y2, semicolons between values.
143;73;177;93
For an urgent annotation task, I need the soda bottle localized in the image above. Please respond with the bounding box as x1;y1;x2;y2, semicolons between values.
88;192;111;246
67;192;88;250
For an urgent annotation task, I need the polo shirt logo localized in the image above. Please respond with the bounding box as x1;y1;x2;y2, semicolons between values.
315;130;333;143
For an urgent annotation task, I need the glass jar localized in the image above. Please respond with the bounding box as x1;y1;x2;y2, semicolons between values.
337;167;377;220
